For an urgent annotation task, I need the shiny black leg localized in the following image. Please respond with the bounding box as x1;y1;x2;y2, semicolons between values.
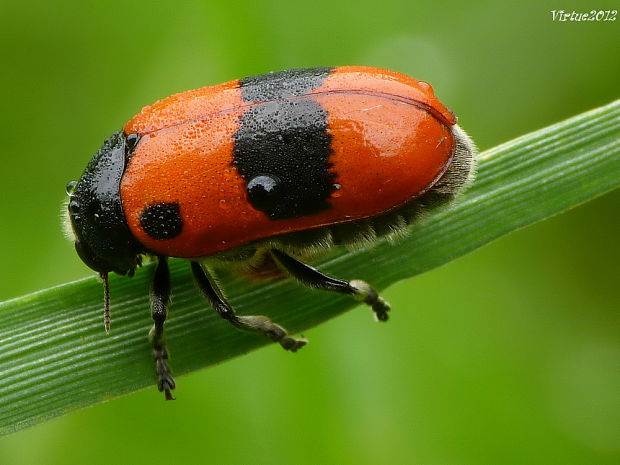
270;249;390;321
149;256;175;400
190;261;307;351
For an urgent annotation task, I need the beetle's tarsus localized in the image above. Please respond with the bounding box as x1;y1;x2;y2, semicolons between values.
349;279;391;321
154;344;176;400
234;315;307;351
279;336;308;352
372;300;390;322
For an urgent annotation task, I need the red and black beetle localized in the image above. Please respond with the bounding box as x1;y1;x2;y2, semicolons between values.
65;66;476;399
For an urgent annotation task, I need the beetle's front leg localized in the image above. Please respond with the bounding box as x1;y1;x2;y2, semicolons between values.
149;256;175;400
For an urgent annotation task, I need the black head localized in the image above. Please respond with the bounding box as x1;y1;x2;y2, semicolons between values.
66;131;143;276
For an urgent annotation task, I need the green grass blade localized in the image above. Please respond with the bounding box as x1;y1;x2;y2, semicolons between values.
0;100;618;435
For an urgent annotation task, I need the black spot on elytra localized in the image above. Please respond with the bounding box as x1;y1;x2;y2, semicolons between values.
239;67;333;102
140;202;183;240
233;99;335;220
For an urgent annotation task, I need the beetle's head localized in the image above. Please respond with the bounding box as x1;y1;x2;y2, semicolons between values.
64;131;143;280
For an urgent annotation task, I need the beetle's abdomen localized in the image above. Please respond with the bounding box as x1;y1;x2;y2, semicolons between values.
120;66;457;258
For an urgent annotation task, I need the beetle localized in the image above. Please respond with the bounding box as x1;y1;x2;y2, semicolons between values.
64;66;476;399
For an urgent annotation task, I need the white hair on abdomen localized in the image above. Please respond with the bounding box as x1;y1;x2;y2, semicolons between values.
431;124;478;195
60;198;76;242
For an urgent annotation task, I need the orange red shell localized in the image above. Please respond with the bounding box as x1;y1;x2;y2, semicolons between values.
120;66;458;258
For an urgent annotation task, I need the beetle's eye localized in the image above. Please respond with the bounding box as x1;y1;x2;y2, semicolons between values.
69;200;80;214
66;180;77;195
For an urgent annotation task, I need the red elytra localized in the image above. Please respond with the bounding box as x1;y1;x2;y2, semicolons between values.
120;66;459;258
66;66;476;400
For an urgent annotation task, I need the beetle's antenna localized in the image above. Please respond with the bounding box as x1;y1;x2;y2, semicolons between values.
101;272;111;334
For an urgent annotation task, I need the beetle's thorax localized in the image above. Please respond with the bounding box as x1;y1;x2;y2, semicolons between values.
66;131;143;275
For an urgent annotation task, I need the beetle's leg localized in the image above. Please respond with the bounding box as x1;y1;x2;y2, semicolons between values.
270;249;390;321
190;261;307;352
149;256;175;400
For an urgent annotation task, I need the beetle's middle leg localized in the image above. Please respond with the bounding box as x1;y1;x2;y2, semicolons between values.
190;261;307;351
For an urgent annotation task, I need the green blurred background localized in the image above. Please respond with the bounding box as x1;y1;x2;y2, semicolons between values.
0;0;618;464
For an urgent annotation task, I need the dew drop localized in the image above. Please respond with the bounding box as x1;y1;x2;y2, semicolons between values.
246;174;282;211
332;183;343;198
66;180;77;195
